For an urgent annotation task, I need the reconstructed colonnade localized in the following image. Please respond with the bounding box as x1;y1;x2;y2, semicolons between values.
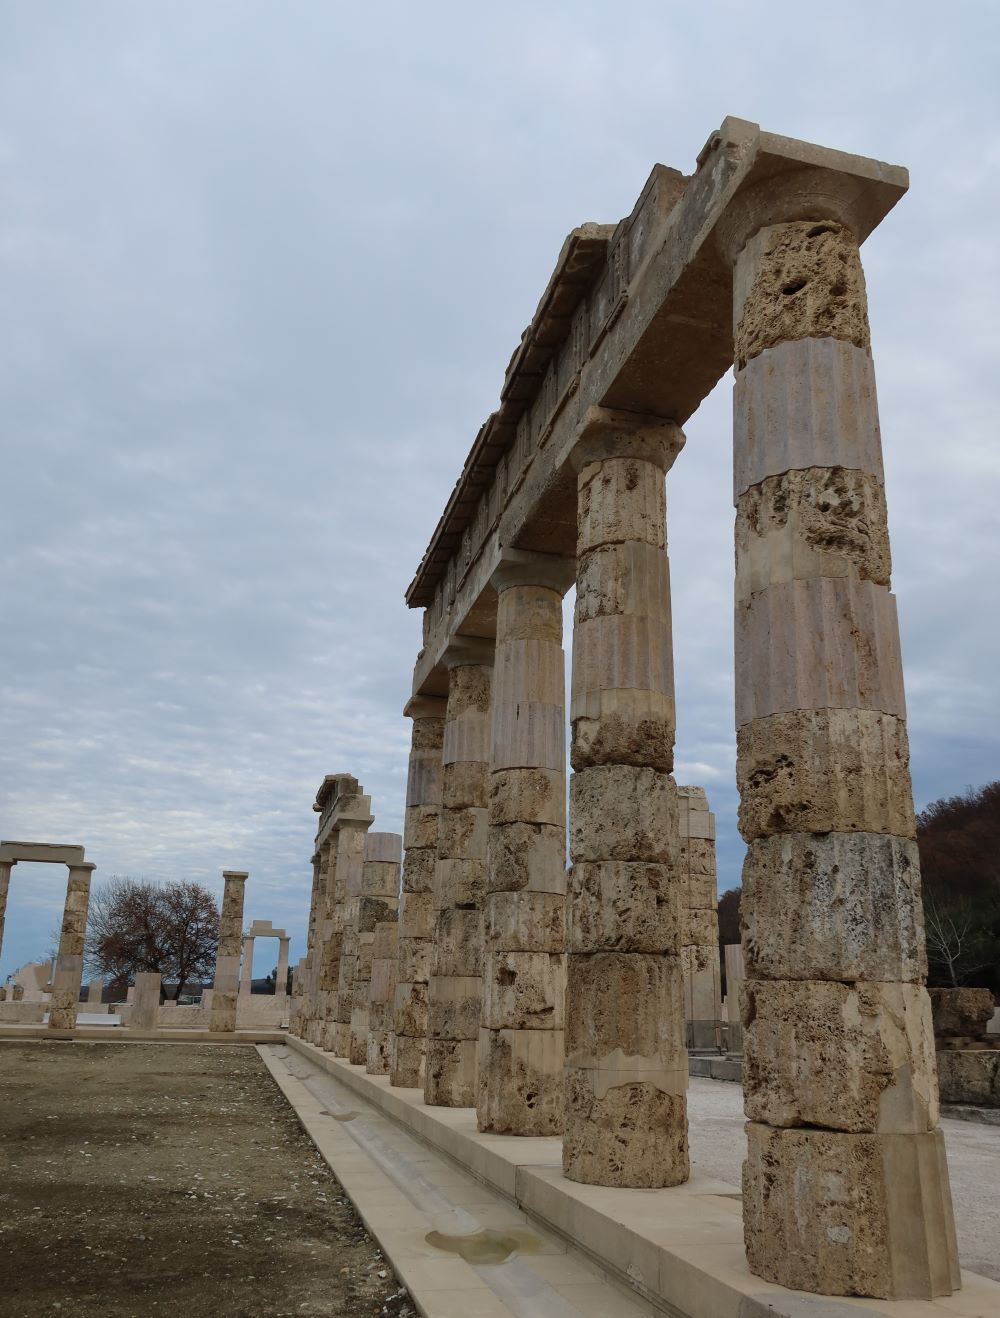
292;119;959;1300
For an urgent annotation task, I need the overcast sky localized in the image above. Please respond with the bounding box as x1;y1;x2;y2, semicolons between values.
1;3;997;980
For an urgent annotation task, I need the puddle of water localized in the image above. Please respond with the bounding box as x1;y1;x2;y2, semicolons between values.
318;1109;359;1122
425;1226;543;1266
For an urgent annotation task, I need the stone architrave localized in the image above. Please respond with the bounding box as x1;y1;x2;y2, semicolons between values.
350;831;401;1065
49;862;96;1031
426;641;493;1107
391;696;446;1088
723;185;959;1297
564;413;688;1187
367;917;399;1074
131;973;161;1031
678;787;722;1051
478;550;573;1137
209;871;248;1033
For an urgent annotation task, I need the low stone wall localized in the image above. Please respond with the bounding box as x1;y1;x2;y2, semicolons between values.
937;1050;1000;1107
0;1002;45;1023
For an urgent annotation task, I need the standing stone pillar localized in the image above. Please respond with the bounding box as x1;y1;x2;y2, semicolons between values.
723;192;959;1297
0;860;14;962
368;917;399;1074
426;643;493;1107
391;696;446;1087
350;832;401;1065
276;937;290;998
329;815;372;1056
313;838;340;1047
564;411;688;1186
131;972;161;1031
239;935;255;996
209;871;248;1034
478;550;573;1136
678;787;722;1050
48;862;96;1031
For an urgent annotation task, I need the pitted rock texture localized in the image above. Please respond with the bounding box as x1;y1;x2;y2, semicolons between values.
737;707;915;841
496;583;563;642
482;950;564;1030
571;764;677;863
437;805;488;861
442;760;489;809
563;1072;688;1187
477;1027;564;1135
410;716;446;751
936;1049;1000;1105
742;978;938;1133
400;846;436;893
565;952;685;1063
433;907;484;975
390;1032;425;1089
486;890;564;953
487;821;566;894
742;831;926;983
425;1038;478;1106
489;767;565;827
567;860;681;954
435;856;488;907
736;466;891;599
575;540;671;622
392;980;428;1037
577;457;666;554
426;979;481;1039
735;221;870;369
929;987;996;1039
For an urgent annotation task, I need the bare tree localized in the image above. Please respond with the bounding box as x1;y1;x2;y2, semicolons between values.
86;877;220;1001
923;891;990;988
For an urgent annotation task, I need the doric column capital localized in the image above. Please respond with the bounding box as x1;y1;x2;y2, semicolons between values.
570;406;685;474
404;694;448;721
441;637;495;670
490;548;576;597
222;870;249;883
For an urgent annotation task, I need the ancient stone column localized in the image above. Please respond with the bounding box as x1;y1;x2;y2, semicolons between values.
724;192;959;1297
367;917;399;1074
0;860;13;962
391;696;446;1087
312;838;339;1047
564;411;687;1186
426;643;493;1107
48;862;95;1031
329;815;372;1056
478;550;573;1136
292;851;323;1038
239;935;254;996
678;786;722;1050
209;871;248;1033
131;972;161;1030
276;937;290;999
350;831;401;1065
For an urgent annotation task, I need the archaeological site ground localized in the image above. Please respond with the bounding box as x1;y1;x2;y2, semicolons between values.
3;119;999;1318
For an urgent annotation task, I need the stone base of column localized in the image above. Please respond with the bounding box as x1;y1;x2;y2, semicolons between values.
210;994;237;1033
47;992;79;1031
563;1073;688;1187
743;1123;960;1298
425;1038;478;1107
477;1028;563;1135
390;1033;426;1089
326;1022;351;1056
349;1002;369;1066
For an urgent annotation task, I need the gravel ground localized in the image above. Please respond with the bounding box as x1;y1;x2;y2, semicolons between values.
0;1042;418;1318
687;1074;1000;1283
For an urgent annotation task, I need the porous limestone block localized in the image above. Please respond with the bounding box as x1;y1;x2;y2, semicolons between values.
678;837;715;875
577;456;666;555
736;708;916;841
735;467;890;603
427;975;481;1039
404;806;440;850
442;760;489;810
357;895;395;933
443;661;491;735
355;938;374;981
742;831;926;982
489;768;565;828
405;753;442;813
575;540;671;624
396;936;431;985
734;576;905;726
569;685;675;774
743;1123;959;1299
565;953;686;1086
567;861;680;954
393;981;428;1038
360;860;401;897
683;872;717;912
562;1068;688;1188
398;890;433;940
485;890;564;954
437;806;488;862
433;907;484;976
490;651;565;772
496;582;563;643
936;1049;1000;1106
487;822;566;894
742;979;938;1133
410;714;446;752
366;1009;392;1075
400;846;436;893
371;918;398;961
477;1027;564;1135
681;905;717;949
425;1038;478;1108
928;987;996;1039
326;1023;351;1056
390;1032;425;1090
482;950;565;1030
434;857;487;908
570;765;677;864
370;957;395;1006
349;1008;369;1066
733;220;870;369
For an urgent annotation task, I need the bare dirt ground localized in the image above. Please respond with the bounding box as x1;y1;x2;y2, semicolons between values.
0;1041;418;1318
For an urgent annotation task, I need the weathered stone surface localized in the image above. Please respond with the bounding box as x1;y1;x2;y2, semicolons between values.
742;979;938;1133
734;221;870;369
485;890;564;953
929;987;995;1039
735;576;905;726
742;831;926;982
397;890;432;940
425;1038;478;1107
410;715;445;752
496;583;562;643
486;822;566;894
396;936;432;985
490;643;565;771
400;846;436;893
577;456;666;555
489;768;565;827
563;1070;688;1187
575;540;671;623
360;860;401;897
683;872;717;913
403;806;440;850
442;760;489;810
393;980;428;1038
680;905;716;948
565;953;686;1075
437;806;488;861
433;907;484;976
678;837;715;875
477;1027;564;1135
567;861;680;954
427;975;481;1039
482;951;564;1030
357;895;395;933
390;1032;425;1089
570;684;675;772
570;765;677;863
743;1123;960;1298
936;1049;1000;1106
736;708;916;841
736;466;890;602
